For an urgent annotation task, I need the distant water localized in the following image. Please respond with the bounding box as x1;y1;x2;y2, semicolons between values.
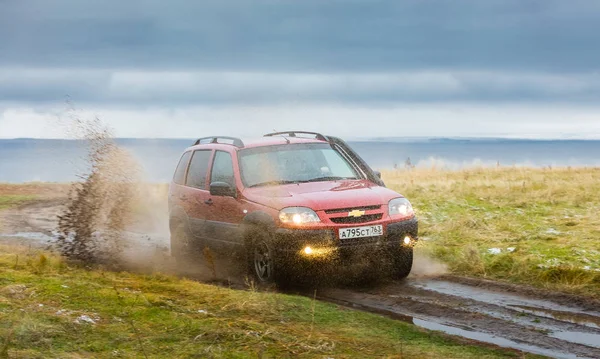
1;138;599;183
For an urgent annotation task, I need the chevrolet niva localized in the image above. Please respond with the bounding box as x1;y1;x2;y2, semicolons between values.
168;131;418;283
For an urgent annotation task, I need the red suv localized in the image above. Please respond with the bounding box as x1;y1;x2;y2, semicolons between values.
168;131;418;283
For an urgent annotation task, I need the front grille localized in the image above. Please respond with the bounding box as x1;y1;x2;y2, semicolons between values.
330;214;383;224
324;205;381;214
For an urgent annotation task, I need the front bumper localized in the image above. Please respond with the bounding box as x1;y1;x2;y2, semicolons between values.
272;217;418;256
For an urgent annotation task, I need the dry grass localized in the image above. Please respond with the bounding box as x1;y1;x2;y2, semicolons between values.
0;183;70;198
384;167;600;298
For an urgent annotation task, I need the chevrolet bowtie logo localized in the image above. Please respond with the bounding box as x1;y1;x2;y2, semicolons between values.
348;210;365;217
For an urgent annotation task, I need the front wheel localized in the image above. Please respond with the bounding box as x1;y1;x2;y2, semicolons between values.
391;246;413;279
252;239;275;283
245;229;284;285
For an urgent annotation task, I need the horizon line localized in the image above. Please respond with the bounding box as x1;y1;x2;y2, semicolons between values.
2;136;600;141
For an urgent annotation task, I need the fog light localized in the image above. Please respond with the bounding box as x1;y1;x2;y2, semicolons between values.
304;246;313;255
403;236;411;245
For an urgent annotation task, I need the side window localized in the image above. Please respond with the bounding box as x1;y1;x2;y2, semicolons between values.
210;151;235;187
173;151;192;185
186;150;212;189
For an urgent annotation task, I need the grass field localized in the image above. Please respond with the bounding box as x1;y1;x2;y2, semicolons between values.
1;167;598;357
385;167;600;299
1;167;599;301
0;244;536;359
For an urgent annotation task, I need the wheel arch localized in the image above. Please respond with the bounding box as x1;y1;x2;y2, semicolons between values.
169;205;191;233
242;210;276;229
241;210;277;244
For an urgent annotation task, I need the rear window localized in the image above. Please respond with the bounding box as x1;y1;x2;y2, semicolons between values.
186;150;212;189
172;151;191;185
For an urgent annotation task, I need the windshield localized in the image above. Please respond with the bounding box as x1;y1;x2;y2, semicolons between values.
239;143;360;187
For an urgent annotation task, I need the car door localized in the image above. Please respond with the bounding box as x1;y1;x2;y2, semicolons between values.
182;149;214;243
204;150;246;250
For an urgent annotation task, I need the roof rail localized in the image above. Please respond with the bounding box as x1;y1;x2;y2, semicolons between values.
263;131;328;141
193;136;244;147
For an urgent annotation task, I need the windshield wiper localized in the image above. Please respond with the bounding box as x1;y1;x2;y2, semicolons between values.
248;180;299;188
250;177;357;187
303;176;357;183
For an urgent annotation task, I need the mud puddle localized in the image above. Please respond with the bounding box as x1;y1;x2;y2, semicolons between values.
0;229;171;267
509;305;600;330
414;319;584;359
0;232;55;244
318;279;600;359
314;292;576;358
550;331;600;349
412;279;600;318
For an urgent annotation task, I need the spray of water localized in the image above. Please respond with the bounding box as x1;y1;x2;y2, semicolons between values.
410;250;448;278
55;109;141;264
52;106;212;277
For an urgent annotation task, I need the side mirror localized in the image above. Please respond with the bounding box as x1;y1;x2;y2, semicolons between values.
374;170;382;179
210;182;236;197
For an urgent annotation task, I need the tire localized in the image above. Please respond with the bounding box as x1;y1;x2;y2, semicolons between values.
170;222;195;264
392;246;413;280
245;229;280;284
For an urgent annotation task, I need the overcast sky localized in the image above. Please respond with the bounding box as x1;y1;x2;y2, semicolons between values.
1;0;600;139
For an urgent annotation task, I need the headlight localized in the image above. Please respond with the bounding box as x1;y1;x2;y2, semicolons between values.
389;198;414;217
279;207;321;225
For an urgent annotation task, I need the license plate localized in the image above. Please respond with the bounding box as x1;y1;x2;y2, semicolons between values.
339;225;383;239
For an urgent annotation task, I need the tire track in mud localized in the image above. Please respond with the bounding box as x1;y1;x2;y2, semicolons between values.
315;279;600;359
3;201;600;359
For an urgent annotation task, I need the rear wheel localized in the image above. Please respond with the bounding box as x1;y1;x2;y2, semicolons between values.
392;246;413;279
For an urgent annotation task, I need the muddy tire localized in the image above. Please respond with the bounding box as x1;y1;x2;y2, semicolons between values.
247;231;276;284
245;229;286;286
392;246;413;280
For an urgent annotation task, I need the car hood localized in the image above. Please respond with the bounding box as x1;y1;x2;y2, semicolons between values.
242;180;403;211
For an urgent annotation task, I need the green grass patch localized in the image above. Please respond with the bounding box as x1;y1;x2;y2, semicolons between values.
0;195;37;210
0;245;540;358
385;167;600;299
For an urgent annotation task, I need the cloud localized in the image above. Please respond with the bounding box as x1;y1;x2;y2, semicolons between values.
2;68;600;106
2;0;600;139
2;103;600;139
1;0;600;71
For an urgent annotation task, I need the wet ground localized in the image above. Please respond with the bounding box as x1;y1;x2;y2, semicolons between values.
2;199;600;359
314;279;600;359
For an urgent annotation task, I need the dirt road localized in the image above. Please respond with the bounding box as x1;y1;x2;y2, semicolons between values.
2;200;599;359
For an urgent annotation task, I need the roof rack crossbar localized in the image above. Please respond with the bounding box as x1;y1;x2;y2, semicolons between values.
263;131;328;141
193;136;244;147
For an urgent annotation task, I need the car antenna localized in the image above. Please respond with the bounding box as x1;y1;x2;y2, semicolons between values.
272;129;290;144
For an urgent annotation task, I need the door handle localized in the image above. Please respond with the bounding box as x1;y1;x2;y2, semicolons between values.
204;198;213;205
